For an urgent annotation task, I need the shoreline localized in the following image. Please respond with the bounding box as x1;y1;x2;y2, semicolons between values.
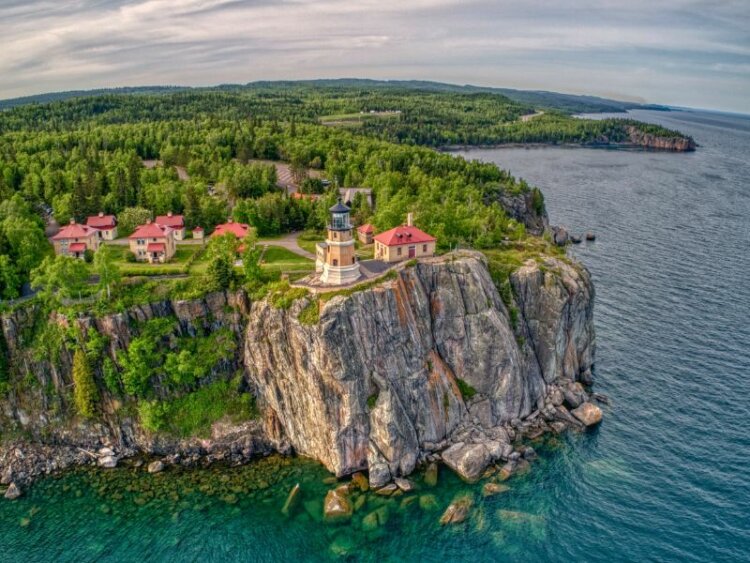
440;141;696;153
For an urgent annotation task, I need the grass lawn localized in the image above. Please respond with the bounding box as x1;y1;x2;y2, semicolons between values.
261;245;314;274
105;244;206;277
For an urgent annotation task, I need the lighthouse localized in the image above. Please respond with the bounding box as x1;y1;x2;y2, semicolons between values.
316;199;361;285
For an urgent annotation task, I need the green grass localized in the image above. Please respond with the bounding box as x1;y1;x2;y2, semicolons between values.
260;245;314;273
296;231;323;255
106;244;206;277
297;300;320;325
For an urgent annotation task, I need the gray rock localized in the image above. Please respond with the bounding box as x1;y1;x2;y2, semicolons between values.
1;466;12;485
394;477;414;492
4;482;21;500
97;455;118;469
585;231;596;241
98;447;115;457
441;442;492;483
147;460;164;474
368;462;391;489
580;368;594;386
552;226;569;246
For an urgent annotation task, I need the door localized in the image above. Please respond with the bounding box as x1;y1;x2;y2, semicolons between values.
408;245;416;258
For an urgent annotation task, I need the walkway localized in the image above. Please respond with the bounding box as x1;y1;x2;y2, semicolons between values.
261;232;316;260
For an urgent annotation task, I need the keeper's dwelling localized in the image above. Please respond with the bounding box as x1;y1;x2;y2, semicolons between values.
86;212;118;240
154;212;186;240
52;220;100;258
129;220;176;263
315;200;361;285
374;213;436;263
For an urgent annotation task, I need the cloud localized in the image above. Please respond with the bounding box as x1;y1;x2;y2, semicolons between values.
0;0;748;112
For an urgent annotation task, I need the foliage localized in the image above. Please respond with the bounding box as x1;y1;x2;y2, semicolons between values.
455;378;477;400
138;378;257;437
297;299;320;325
117;207;152;236
93;245;122;301
117;317;176;396
205;233;239;290
163;328;237;387
30;255;90;305
266;281;309;309
72;348;99;418
367;392;379;410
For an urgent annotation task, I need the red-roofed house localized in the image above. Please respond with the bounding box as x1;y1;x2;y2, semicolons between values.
192;227;204;241
52;220;100;259
154;212;186;240
128;220;176;263
86;212;118;240
373;213;436;263
357;223;375;245
211;220;250;240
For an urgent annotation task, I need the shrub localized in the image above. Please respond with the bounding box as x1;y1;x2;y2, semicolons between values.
72;348;99;418
297;299;320;325
456;378;477;400
367;392;379;409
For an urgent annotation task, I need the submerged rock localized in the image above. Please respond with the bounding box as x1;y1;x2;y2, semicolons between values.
362;506;389;531
424;463;438;487
351;472;369;492
375;483;399;496
571;403;603;426
440;494;473;525
323;485;353;521
281;483;301;516
394;477;414;492
419;494;439;511
482;482;510;497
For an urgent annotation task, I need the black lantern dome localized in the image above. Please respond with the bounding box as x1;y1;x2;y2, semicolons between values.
329;199;351;231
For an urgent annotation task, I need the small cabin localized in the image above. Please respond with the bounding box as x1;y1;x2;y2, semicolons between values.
357;224;375;245
373;214;436;263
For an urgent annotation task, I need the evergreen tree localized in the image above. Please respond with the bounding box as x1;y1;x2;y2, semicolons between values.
72;348;98;418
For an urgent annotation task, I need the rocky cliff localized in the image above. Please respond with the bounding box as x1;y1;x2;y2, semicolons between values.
623;125;696;151
0;251;596;490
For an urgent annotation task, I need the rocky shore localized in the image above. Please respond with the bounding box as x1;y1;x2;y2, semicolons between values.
1;250;599;501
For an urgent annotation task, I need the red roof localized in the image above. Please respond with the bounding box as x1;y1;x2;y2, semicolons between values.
212;222;250;239
357;224;374;234
52;222;97;240
129;222;172;239
69;242;87;252
86;214;116;229
146;243;166;253
192;227;204;232
374;225;436;246
291;192;320;201
154;214;184;229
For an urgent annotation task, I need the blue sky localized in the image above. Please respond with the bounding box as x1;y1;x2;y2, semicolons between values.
1;0;748;112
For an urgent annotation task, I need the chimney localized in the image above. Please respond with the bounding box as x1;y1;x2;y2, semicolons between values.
146;219;152;224
98;211;104;217
69;218;75;224
167;211;173;217
407;212;414;227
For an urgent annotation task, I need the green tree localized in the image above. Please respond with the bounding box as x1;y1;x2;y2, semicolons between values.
30;255;90;305
0;255;20;300
205;233;237;290
93;245;121;301
72;348;98;418
117;207;152;236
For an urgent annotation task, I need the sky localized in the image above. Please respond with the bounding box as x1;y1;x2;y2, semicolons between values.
0;0;748;113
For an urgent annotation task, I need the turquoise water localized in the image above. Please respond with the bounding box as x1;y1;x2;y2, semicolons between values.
3;110;750;561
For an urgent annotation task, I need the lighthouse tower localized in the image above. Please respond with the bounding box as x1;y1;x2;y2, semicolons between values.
317;199;361;285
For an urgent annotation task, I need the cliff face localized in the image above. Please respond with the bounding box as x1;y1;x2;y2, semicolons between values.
495;189;549;235
0;251;595;487
623;126;696;151
243;252;594;484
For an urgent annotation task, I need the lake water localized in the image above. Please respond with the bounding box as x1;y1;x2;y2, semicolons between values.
2;109;749;562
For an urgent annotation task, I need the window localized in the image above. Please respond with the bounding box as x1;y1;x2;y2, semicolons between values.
397;247;402;256
423;245;427;252
333;259;338;266
137;239;145;245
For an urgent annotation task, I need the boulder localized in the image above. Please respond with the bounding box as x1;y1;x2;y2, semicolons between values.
585;231;596;241
570;234;582;244
351;472;369;492
424;462;438;487
1;466;13;485
98;447;115;457
419;494;439;511
147;460;164;474
548;387;564;406
375;483;399;496
580;368;594;386
394;477;414;492
552;226;569;246
362;506;389;531
368;463;391;489
441;442;492;483
563;388;584;409
323;486;352;521
4;482;21;500
571;402;603;426
439;494;473;525
97;455;118;469
281;483;301;516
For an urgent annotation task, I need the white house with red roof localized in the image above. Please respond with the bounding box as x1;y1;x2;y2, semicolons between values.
52;220;101;259
128;220;176;263
86;212;118;240
154;212;186;240
373;213;436;263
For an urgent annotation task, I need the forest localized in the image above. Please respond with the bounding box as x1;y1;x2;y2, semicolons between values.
0;84;689;302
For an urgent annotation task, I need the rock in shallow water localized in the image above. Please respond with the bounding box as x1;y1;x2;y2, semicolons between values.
441;442;492;483
440;494;473;525
571;402;603;426
323;485;352;521
4;482;21;500
147;461;164;474
97;456;118;469
482;482;510;497
424;463;438;487
281;483;301;516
